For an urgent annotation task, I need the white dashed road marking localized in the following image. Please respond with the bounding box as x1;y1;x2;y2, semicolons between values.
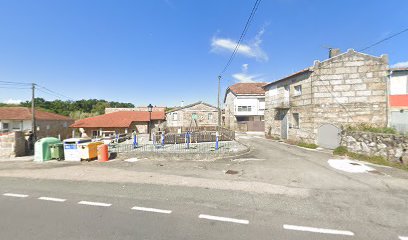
399;236;408;240
38;197;66;202
198;214;249;225
78;201;111;207
283;224;354;236
3;193;28;198
131;206;172;214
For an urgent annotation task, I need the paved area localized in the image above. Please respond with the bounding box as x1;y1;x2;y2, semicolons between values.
0;134;407;239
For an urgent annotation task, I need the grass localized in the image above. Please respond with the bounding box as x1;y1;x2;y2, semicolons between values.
297;142;318;149
346;123;397;134
333;146;408;171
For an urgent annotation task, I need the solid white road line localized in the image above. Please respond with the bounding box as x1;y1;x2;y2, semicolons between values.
198;214;249;225
3;193;29;198
283;224;354;236
38;197;66;202
399;236;408;240
131;206;172;214
78;201;111;207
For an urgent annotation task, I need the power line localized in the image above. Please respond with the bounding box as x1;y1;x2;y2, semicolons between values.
219;0;262;76
0;86;31;89
0;80;32;85
359;27;408;52
36;84;75;101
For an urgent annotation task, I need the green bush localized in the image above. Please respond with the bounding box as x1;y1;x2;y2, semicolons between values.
333;146;348;156
297;142;318;149
346;123;397;134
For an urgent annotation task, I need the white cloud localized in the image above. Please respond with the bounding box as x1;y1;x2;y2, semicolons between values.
3;98;22;104
211;27;268;61
232;64;264;83
391;61;408;68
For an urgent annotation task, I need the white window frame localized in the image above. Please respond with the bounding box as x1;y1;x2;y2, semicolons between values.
237;106;252;112
294;85;302;96
292;113;300;129
172;112;178;121
208;113;213;120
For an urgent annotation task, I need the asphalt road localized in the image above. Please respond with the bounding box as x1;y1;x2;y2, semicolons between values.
0;134;407;240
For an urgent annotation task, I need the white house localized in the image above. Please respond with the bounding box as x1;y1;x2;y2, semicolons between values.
224;82;266;132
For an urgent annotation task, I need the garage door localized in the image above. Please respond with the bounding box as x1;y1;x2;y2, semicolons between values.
317;124;341;149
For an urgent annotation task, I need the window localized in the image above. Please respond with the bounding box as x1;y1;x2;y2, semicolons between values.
92;130;98;137
237;106;252;112
293;113;300;129
63;122;68;128
172;112;178;121
208;113;213;120
2;122;9;131
191;113;197;119
12;121;21;130
294;85;302;96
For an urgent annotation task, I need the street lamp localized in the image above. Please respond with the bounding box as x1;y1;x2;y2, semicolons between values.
147;104;153;141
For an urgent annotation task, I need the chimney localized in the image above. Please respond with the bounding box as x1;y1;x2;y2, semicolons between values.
180;101;184;107
329;48;341;58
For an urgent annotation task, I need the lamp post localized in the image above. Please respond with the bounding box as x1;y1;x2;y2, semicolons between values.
147;104;153;141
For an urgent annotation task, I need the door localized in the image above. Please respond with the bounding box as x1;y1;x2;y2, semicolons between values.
284;85;290;105
317;123;341;149
280;110;288;139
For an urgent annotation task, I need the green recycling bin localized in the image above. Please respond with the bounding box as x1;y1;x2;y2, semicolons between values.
34;137;62;162
50;143;64;160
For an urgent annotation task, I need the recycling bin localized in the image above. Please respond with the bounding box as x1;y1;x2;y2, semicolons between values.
50;143;64;160
78;141;103;160
34;137;62;162
63;138;92;161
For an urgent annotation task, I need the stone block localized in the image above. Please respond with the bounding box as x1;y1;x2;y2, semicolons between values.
354;84;367;90
345;79;363;84
333;85;351;91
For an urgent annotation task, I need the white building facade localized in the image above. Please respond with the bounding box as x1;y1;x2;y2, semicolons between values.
224;82;266;132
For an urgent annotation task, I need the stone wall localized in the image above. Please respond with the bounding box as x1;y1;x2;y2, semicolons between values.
312;49;388;133
224;91;236;130
0;131;27;158
341;131;408;163
166;103;218;128
37;119;74;139
264;49;388;145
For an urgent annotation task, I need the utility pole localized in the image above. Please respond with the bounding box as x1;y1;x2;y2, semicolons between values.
217;75;221;128
31;83;36;141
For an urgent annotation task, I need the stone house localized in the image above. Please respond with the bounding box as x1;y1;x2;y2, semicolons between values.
0;107;74;139
224;82;266;132
263;49;388;149
389;67;408;133
70;110;165;138
165;101;218;130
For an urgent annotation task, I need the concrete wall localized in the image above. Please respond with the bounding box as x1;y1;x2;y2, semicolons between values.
0;119;73;140
390;71;408;95
166;103;218;128
0;131;26;158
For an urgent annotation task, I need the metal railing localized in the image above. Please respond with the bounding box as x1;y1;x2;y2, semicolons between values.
108;141;236;154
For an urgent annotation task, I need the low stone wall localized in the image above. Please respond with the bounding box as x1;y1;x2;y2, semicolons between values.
0;131;27;158
341;131;408;163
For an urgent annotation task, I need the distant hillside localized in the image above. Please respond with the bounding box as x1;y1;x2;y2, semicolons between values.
12;98;135;120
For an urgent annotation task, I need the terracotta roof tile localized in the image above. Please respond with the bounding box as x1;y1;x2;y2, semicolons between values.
70;111;165;128
0;107;72;120
228;82;267;95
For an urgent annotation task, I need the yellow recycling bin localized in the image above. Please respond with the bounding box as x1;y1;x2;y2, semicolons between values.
78;141;103;161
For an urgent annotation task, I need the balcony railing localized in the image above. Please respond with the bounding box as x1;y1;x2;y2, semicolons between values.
272;98;291;109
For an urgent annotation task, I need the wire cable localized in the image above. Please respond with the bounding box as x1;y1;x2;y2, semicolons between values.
359;27;408;52
219;0;262;76
36;84;75;101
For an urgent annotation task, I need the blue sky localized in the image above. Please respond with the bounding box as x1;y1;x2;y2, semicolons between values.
0;0;407;107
